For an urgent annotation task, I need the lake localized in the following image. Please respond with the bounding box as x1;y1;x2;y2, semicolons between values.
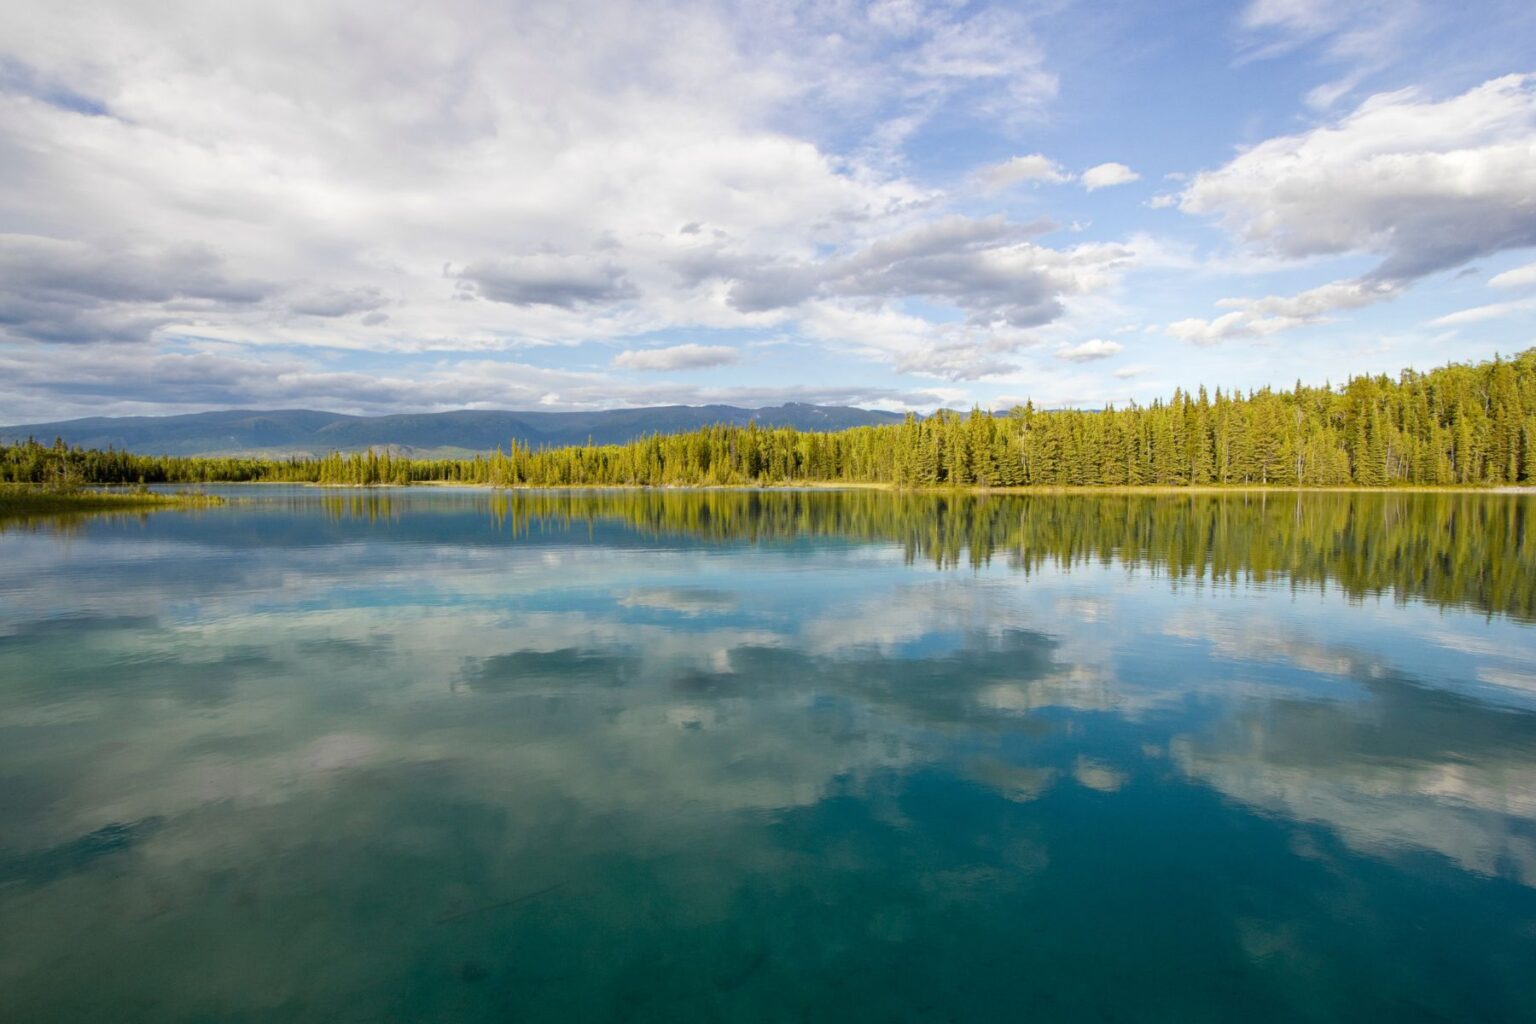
2;487;1535;1022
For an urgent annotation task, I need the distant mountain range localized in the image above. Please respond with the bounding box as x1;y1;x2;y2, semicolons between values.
0;404;908;457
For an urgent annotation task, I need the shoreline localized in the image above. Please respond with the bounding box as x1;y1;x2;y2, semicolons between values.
0;486;227;516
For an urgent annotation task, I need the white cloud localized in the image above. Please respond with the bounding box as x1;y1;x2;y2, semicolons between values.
0;2;1076;402
1080;162;1140;191
612;343;740;371
1241;0;1362;45
1167;312;1259;346
458;256;638;310
1112;365;1147;379
1056;339;1124;362
1491;260;1536;289
1180;74;1536;282
1230;278;1396;318
0;233;275;345
726;215;1130;330
1236;0;1421;109
797;303;1031;382
1430;299;1536;327
1073;757;1125;792
288;287;388;318
902;6;1059;121
976;153;1070;190
0;341;953;421
1168;278;1396;345
764;226;1139;383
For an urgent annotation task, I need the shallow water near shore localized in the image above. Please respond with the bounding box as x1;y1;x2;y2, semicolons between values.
2;486;1535;1021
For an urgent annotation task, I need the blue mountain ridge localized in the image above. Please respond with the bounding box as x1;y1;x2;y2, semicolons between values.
0;403;909;456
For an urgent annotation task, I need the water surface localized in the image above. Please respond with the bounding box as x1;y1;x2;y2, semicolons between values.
2;488;1535;1021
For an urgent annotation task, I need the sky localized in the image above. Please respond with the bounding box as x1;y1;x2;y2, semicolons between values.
2;0;1536;421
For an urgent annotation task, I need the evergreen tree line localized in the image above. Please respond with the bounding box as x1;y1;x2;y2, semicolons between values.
6;348;1536;488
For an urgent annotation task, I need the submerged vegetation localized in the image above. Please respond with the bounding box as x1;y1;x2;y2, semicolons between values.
5;349;1536;489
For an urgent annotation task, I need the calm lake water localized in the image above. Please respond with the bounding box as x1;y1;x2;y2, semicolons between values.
2;487;1535;1022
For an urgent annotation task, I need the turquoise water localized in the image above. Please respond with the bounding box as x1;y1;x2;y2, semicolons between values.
2;487;1535;1022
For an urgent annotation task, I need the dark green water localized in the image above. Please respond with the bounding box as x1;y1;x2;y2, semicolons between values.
2;488;1535;1022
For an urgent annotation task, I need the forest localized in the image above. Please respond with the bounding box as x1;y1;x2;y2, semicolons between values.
4;348;1536;489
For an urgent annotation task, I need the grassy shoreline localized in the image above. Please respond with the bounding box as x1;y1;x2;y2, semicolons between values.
0;485;228;515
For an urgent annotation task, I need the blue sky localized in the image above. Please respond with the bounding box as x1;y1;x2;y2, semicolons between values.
2;0;1535;419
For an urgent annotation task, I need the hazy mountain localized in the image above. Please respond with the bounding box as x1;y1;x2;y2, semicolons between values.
0;404;908;457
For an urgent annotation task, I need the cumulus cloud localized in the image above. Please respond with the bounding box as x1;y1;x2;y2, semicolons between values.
457;256;639;309
1179;74;1536;283
1056;339;1124;362
288;287;388;318
0;0;1111;414
797;303;1033;382
612;343;740;371
0;234;267;307
0;234;270;344
727;215;1128;331
752;221;1139;384
1167;73;1536;345
897;338;1024;380
1080;162;1139;190
975;153;1070;190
